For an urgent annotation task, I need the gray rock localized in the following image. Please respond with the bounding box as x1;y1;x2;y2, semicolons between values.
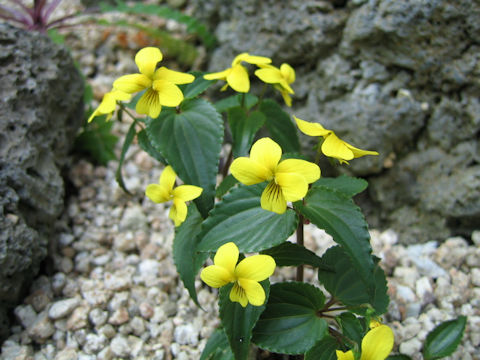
110;335;130;358
191;0;480;243
0;22;83;339
27;311;55;343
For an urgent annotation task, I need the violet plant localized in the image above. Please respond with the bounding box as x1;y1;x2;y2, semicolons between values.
88;46;467;360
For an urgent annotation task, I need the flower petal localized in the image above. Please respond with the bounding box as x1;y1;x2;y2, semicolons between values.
154;67;195;84
145;183;170;203
201;265;235;288
280;63;295;84
276;159;321;184
230;157;272;185
226;64;250;93
113;74;152;94
275;172;308;202
214;242;239;276
360;325;394;360
235;255;275;281
153;79;184;107
87;108;101;123
294;116;331;137
336;350;355;360
249;138;282;173
279;89;292;107
321;133;354;161
234;53;272;65
229;282;249;307
135;47;162;78
203;68;231;81
346;143;379;158
255;68;283;84
239;278;266;306
136;88;162;118
261;181;287;214
173;185;203;202
170;198;187;226
159;166;177;191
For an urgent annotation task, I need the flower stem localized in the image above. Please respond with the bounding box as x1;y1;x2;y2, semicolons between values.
295;214;304;282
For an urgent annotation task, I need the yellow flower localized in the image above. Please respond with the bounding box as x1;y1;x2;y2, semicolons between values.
336;324;394;360
204;53;272;93
87;89;131;123
294;116;379;164
113;47;194;118
200;242;276;307
230;138;320;214
255;63;296;106
145;166;203;227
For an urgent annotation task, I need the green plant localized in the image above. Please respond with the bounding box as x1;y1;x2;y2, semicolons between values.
88;47;467;360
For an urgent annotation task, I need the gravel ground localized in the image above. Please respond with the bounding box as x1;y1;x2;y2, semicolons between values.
1;1;479;359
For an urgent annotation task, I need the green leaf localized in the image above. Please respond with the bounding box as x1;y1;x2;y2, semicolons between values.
115;121;137;194
252;282;327;354
227;107;265;157
146;98;223;217
98;1;216;49
295;186;376;296
214;94;258;113
181;72;215;99
336;312;363;347
216;174;238;199
387;355;413;360
74;116;118;166
137;129;166;164
259;99;300;153
305;336;338;360
313;175;368;197
200;328;235;360
423;316;467;360
317;246;389;315
173;206;207;307
219;281;269;360
197;184;298;253
260;242;322;268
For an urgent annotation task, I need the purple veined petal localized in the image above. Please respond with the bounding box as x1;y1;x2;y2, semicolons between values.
0;3;33;26
43;0;62;22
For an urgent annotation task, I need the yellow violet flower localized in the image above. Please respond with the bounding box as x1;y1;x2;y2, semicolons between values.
336;324;394;360
200;242;276;307
204;52;272;93
145;165;203;227
113;47;194;118
230;137;320;214
294;116;379;164
255;63;296;106
87;89;131;123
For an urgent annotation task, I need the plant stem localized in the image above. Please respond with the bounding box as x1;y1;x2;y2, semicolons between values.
295;214;304;282
221;147;233;179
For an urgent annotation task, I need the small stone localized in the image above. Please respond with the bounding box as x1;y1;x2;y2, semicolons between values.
104;272;131;291
471;268;480;287
396;285;416;303
89;308;109;327
52;273;67;295
174;324;199;345
130;316;146;337
139;302;154;319
119;205;148;232
1;340;33;359
108;307;129;325
98;324;116;339
113;233;137;252
83;333;108;354
49;298;81;320
399;337;422;356
58;233;75;247
25;289;53;312
66;306;89;331
128;335;144;357
54;348;78;360
14;304;37;328
97;346;114;360
110;335;130;358
27;310;55;343
415;277;434;304
472;231;480;246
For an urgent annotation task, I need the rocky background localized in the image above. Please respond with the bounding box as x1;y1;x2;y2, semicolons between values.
189;0;480;244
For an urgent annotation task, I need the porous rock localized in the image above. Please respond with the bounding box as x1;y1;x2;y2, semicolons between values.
0;23;83;340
